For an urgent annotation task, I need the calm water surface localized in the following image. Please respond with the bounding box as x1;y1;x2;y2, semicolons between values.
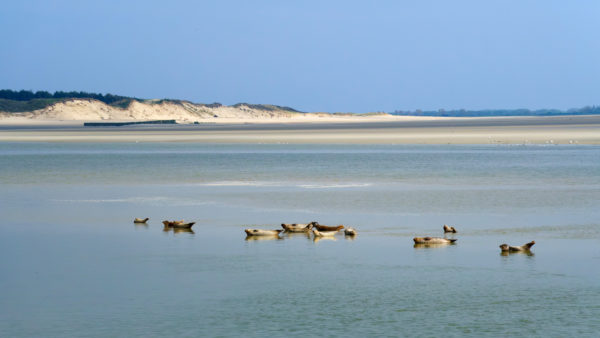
1;143;599;337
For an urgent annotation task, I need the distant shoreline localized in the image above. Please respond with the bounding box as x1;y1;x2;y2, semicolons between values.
1;115;598;144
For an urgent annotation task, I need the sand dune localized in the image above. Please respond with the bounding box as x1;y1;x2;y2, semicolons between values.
0;98;409;124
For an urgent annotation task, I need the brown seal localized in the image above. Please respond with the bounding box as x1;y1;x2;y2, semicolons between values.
499;241;535;252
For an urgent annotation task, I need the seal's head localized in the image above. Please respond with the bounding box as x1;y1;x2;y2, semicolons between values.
499;244;510;251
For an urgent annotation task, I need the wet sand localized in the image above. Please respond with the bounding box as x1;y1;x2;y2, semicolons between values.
0;115;598;144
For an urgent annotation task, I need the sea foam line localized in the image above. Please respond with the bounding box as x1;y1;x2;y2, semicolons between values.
298;183;372;189
52;196;213;206
198;181;280;187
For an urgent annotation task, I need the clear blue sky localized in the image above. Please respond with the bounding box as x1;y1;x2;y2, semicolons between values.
1;0;598;113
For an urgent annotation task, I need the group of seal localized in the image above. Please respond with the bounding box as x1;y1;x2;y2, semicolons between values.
414;224;536;253
245;221;357;239
413;224;459;245
136;218;535;252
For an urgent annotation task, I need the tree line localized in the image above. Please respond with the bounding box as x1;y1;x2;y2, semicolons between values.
391;106;600;117
0;89;136;105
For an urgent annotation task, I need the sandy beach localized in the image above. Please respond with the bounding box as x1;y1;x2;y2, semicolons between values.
0;115;598;144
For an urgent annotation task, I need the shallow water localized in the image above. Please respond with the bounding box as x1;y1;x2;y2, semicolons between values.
1;143;599;337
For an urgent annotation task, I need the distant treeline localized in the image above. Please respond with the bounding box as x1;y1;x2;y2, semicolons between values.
0;89;145;112
391;106;600;117
0;89;136;105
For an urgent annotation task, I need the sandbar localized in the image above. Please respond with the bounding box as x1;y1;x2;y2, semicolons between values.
0;115;598;144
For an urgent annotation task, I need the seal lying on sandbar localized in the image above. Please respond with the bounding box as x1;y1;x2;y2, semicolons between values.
499;241;535;252
443;224;457;233
413;237;457;244
281;222;315;232
245;229;283;236
134;217;149;223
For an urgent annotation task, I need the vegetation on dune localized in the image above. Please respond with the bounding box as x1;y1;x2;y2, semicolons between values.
232;103;301;112
0;98;65;113
200;102;223;108
0;90;302;114
0;89;139;112
0;89;137;104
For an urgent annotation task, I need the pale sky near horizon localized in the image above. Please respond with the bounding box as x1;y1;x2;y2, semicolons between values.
1;0;598;113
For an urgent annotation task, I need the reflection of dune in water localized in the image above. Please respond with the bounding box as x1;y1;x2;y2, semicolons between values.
472;224;600;239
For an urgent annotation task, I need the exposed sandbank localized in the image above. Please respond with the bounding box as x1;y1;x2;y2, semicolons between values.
1;115;598;144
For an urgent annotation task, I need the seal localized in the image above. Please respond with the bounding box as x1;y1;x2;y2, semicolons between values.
312;229;338;237
413;237;457;244
499;241;535;252
162;220;195;229
281;222;315;232
312;223;344;231
244;229;283;236
344;227;357;236
443;224;457;233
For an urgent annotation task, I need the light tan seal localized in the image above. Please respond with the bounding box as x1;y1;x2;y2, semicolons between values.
344;228;357;236
312;229;338;237
281;222;315;232
244;229;283;236
134;217;149;224
162;220;195;229
413;237;457;244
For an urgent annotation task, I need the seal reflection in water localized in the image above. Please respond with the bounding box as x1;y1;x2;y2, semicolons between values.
282;231;312;240
173;228;194;234
313;236;337;243
413;243;454;249
245;234;282;241
163;226;194;234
